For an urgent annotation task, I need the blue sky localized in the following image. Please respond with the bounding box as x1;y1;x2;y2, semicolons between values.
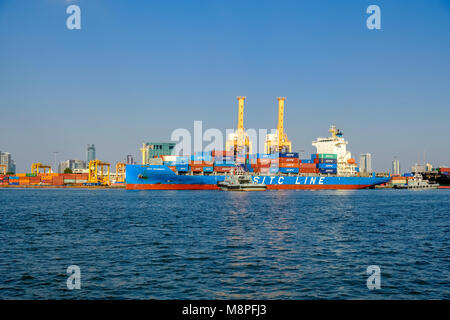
1;0;449;172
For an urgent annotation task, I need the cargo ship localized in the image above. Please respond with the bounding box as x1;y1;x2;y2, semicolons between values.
126;97;390;190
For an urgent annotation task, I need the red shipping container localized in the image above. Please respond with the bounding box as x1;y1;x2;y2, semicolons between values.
313;158;319;164
52;177;64;185
190;161;203;166
202;161;214;166
440;167;450;172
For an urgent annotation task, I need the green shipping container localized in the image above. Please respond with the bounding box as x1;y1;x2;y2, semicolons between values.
26;173;37;177
64;179;76;184
318;153;338;159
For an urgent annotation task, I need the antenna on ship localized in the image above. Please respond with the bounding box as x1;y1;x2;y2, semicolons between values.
329;125;337;139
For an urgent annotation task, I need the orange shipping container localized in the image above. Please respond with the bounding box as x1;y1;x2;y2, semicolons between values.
299;163;316;169
279;158;298;164
190;165;203;172
279;163;298;168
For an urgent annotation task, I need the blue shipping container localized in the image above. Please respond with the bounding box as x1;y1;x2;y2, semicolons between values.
301;160;314;164
214;156;234;161
257;153;278;159
195;151;212;156
203;167;213;172
279;152;299;158
279;167;299;173
214;162;235;166
311;154;317;159
319;158;337;164
319;168;337;174
176;165;190;172
318;163;338;169
403;173;413;177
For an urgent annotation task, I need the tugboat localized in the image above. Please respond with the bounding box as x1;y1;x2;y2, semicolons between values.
393;174;440;189
217;168;267;191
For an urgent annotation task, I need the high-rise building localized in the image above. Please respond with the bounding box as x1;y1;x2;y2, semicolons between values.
58;160;86;173
0;151;13;173
392;159;401;175
87;144;96;163
126;154;135;165
359;153;372;174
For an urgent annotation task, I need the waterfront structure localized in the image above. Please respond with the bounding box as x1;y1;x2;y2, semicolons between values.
58;159;86;173
360;153;372;174
87;144;96;163
140;142;175;165
392;159;401;175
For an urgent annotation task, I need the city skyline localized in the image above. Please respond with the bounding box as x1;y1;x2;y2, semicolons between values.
1;0;449;173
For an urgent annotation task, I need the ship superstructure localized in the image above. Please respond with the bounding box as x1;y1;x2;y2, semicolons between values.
312;125;357;176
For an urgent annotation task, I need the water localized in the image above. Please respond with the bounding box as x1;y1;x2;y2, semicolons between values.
0;188;448;299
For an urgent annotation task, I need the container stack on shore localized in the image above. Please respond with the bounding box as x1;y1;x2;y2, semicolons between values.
0;173;93;187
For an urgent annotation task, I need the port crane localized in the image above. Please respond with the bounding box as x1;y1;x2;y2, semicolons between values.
115;162;126;183
31;163;52;175
87;160;110;185
265;97;292;153
226;96;252;155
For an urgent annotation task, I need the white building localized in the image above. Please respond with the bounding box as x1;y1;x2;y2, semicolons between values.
392;159;401;175
0;151;13;173
59;159;86;173
360;153;372;174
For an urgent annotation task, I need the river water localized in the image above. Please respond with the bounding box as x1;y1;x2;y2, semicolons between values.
0;188;448;299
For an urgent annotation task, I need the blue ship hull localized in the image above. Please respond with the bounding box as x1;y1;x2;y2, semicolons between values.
125;165;390;190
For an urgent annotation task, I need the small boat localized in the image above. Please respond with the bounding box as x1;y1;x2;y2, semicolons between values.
393;174;440;189
218;170;267;191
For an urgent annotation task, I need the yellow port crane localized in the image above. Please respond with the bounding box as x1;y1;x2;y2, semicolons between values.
115;162;126;183
31;163;52;175
87;160;110;185
265;97;292;153
226;96;252;155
